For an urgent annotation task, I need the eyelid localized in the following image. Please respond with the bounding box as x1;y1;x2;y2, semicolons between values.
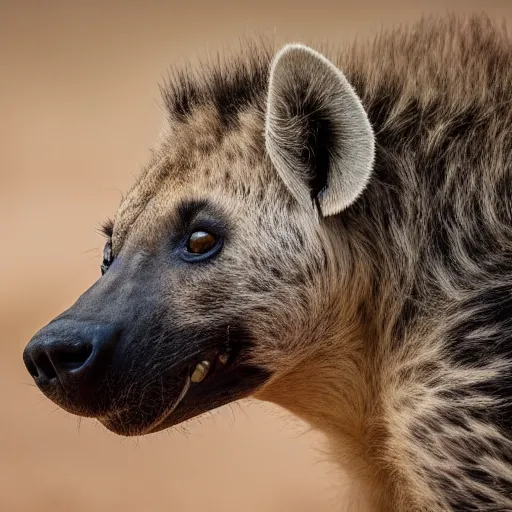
170;214;228;248
187;217;227;235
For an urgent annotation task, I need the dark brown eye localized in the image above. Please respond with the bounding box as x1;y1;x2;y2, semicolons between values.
186;231;218;254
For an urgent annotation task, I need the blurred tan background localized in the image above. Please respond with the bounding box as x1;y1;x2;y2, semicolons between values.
2;1;512;511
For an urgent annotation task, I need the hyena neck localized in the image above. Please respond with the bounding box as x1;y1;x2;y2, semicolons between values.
257;304;404;511
258;339;404;511
259;216;421;510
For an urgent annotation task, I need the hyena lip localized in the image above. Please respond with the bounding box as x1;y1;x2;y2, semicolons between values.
144;360;270;435
139;349;236;435
98;345;270;437
97;371;192;437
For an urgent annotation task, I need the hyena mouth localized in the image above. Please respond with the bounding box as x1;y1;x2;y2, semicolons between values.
140;348;237;434
96;342;270;437
190;347;237;384
141;343;269;436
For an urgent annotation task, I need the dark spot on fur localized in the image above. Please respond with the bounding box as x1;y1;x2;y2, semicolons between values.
162;43;272;129
240;183;251;196
270;267;283;279
196;139;216;154
448;286;512;366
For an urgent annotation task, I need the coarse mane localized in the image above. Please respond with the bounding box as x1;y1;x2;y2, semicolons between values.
160;14;511;131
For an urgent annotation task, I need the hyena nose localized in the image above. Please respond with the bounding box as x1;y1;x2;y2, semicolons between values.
23;320;119;389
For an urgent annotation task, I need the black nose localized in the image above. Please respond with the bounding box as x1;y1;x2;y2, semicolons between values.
23;320;119;394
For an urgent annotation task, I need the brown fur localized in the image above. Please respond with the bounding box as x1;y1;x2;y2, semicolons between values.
28;14;512;511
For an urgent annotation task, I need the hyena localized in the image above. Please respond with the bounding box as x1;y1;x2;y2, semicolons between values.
23;14;512;511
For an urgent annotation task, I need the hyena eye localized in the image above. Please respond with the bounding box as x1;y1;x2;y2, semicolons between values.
182;231;222;261
101;240;113;275
187;231;217;254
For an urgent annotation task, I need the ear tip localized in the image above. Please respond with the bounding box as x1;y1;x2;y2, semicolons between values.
268;44;305;89
278;42;313;52
271;43;340;80
272;43;320;64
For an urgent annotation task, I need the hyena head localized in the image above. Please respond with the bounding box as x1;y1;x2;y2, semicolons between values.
23;44;374;436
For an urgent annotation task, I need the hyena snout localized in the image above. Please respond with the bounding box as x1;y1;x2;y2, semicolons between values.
23;319;120;415
23;251;271;435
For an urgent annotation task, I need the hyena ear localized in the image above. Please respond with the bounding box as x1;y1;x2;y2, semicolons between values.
265;44;375;217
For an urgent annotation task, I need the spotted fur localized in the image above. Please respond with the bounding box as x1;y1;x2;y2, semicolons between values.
106;14;512;511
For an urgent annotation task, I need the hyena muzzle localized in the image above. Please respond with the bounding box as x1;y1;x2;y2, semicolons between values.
23;15;512;511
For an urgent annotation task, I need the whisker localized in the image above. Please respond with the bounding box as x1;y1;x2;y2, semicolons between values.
20;381;37;388
83;247;100;254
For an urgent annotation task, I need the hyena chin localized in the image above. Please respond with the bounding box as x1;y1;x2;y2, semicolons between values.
24;14;512;512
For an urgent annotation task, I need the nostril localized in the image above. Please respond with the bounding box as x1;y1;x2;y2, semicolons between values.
53;343;93;371
34;352;57;380
25;322;118;386
24;355;40;379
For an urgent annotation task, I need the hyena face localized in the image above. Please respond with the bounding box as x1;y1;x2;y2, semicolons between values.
23;45;374;436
